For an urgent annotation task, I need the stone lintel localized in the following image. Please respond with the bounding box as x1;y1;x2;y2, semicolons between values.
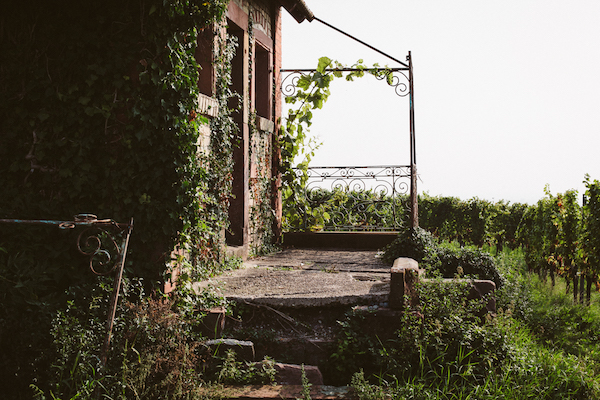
257;115;274;133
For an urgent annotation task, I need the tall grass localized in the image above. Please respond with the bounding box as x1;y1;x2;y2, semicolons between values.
352;246;600;399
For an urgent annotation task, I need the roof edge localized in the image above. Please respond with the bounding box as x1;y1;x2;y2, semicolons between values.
278;0;314;23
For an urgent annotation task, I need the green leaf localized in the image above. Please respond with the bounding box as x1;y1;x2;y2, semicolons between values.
316;57;332;74
296;75;311;90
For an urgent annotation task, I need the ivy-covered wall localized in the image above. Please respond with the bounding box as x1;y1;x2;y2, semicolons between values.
225;0;283;256
0;0;236;288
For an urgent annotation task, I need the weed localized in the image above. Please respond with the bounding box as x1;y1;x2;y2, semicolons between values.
299;364;312;400
215;350;276;385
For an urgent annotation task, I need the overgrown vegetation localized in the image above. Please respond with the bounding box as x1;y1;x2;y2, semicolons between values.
4;5;600;396
347;247;600;399
382;226;504;288
26;277;270;399
284;190;529;245
0;0;235;284
0;1;242;397
19;242;600;399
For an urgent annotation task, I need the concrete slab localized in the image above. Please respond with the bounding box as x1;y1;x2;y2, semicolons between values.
196;249;392;308
252;248;390;272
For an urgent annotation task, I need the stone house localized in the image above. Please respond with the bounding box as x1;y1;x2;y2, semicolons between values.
199;0;313;258
0;0;313;289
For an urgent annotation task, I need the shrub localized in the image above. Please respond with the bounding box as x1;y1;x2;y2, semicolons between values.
433;244;505;288
383;227;504;288
331;278;510;387
350;250;600;400
381;226;438;265
29;278;230;400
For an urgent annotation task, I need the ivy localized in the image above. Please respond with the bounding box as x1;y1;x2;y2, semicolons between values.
0;1;244;396
0;0;239;286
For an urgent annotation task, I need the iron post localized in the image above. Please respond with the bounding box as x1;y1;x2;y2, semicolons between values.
408;52;419;228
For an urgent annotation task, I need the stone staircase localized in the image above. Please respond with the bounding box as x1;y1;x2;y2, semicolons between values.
197;249;496;397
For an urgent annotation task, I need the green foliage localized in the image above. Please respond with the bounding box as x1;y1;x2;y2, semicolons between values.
382;227;504;288
350;249;600;400
434;244;504;288
0;0;232;286
329;311;381;381
0;1;242;397
280;57;397;232
30;278;233;400
284;188;411;232
300;364;313;400
0;248;88;399
331;279;509;387
283;189;529;249
212;350;276;385
418;193;528;248
248;111;278;255
583;175;600;279
517;186;588;301
382;226;439;266
395;279;508;380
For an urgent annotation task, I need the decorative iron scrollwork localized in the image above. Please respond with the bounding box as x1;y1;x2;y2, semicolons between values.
374;70;410;97
0;213;134;368
77;225;122;276
281;71;309;97
290;166;412;231
280;68;410;98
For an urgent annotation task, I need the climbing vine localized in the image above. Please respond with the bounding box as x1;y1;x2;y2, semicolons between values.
247;12;277;255
248;111;277;255
0;0;234;287
280;57;394;230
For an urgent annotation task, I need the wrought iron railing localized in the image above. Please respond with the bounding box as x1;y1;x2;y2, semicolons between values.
285;165;412;231
280;52;419;228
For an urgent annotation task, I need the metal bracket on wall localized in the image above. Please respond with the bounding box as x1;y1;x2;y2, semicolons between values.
0;214;134;367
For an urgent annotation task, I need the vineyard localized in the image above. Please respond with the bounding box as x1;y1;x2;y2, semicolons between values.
285;176;600;305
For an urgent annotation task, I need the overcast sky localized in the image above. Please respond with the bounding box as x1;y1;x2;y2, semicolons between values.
281;0;600;205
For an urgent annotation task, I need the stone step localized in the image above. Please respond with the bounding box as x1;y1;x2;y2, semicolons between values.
201;384;355;399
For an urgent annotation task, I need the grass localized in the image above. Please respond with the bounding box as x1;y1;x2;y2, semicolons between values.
26;246;600;399
351;246;600;399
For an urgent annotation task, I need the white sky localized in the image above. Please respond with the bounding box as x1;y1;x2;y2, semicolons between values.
281;0;600;205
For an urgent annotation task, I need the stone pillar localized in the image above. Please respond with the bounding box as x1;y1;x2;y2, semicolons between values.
389;257;423;310
467;280;497;315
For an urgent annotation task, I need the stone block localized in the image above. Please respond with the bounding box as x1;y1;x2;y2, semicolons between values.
198;307;226;339
467;279;497;315
389;257;423;310
274;363;323;385
204;338;255;362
